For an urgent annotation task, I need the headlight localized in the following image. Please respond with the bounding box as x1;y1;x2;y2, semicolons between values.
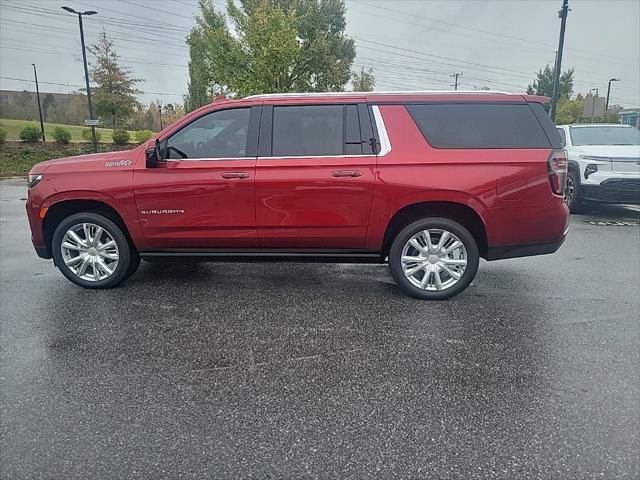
584;164;598;179
27;173;43;188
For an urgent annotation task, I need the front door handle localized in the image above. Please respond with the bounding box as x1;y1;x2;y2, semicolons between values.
331;170;362;178
221;172;250;179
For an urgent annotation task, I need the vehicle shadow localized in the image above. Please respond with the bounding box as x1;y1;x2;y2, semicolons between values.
574;203;640;221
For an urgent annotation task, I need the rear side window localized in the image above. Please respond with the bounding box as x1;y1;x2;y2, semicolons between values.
272;105;343;156
406;103;552;149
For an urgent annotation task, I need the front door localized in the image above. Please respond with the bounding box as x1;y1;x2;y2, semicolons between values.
255;103;377;249
134;106;260;249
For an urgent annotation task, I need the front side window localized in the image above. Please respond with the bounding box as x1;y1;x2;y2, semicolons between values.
272;105;344;157
569;126;640;146
164;108;251;159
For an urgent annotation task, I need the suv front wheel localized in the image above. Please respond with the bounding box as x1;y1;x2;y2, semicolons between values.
52;212;139;288
388;218;479;300
564;170;584;213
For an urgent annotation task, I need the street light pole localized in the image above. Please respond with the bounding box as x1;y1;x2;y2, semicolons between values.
62;6;98;152
32;63;46;142
550;0;569;122
605;78;620;111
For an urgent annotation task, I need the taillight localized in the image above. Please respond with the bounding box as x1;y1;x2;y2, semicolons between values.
547;149;568;195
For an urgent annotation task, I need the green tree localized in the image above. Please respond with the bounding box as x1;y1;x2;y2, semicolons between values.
526;64;574;100
185;0;356;108
42;93;56;121
555;94;584;124
352;67;375;92
89;32;141;130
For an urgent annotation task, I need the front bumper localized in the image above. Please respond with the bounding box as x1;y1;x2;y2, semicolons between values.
581;178;640;204
34;245;51;259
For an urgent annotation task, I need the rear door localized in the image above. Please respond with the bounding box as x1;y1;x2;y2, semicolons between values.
255;103;378;249
134;106;260;249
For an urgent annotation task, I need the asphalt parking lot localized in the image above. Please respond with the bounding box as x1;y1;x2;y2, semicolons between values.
1;177;638;479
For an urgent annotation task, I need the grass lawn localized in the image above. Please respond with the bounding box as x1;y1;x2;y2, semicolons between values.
0;118;136;143
0;142;135;176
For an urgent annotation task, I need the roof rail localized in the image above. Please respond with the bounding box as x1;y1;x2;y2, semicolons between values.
244;90;514;99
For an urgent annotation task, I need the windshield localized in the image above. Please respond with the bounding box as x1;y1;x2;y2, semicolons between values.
569;126;640;146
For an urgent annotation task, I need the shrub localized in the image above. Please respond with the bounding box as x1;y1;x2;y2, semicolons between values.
52;127;72;144
0;127;6;144
134;129;153;144
81;128;102;142
19;126;42;143
112;129;130;145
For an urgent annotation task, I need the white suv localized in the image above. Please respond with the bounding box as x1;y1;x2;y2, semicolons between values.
556;124;640;212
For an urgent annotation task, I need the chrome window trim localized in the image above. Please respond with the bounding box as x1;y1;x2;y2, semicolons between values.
371;105;392;156
160;157;250;162
258;154;372;160
160;105;394;161
256;105;392;159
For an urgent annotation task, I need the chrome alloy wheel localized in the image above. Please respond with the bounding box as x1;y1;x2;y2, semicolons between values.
400;229;468;291
60;223;119;282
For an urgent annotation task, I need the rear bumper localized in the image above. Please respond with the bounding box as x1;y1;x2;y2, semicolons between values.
486;234;566;261
581;178;640;205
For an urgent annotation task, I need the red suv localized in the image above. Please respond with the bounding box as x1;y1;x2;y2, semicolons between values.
26;92;569;299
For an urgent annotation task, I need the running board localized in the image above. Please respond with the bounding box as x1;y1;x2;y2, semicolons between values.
139;249;384;264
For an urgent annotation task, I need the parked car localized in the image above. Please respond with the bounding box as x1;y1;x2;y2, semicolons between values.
556;123;640;212
26;91;569;299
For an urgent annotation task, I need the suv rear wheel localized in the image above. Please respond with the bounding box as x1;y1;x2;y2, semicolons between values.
389;217;479;300
52;212;138;288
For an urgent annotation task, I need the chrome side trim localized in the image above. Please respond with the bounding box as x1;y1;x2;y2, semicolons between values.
371;105;392;156
258;154;371;160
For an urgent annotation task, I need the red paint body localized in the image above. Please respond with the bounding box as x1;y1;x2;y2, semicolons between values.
26;92;569;260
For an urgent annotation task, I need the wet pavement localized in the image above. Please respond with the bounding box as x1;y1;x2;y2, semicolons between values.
1;178;639;479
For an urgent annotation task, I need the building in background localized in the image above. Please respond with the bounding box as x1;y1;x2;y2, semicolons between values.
619;108;640;128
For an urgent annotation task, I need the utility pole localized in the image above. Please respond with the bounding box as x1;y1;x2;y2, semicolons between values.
550;0;569;122
62;6;98;152
589;88;599;123
450;72;463;91
158;101;163;130
32;63;46;142
605;78;620;111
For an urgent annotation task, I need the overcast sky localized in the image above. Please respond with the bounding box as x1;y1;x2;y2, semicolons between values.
1;0;638;107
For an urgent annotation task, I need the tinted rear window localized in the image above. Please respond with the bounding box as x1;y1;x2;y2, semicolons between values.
272;105;343;156
406;103;552;149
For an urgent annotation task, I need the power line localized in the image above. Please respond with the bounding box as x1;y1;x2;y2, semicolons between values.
0;75;184;98
354;1;635;64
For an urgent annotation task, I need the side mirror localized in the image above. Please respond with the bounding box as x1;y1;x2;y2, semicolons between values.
145;138;162;168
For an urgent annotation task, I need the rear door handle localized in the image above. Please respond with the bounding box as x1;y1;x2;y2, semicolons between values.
221;172;250;179
331;170;362;178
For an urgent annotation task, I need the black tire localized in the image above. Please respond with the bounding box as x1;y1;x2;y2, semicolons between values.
565;170;584;214
52;212;133;289
388;217;479;300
